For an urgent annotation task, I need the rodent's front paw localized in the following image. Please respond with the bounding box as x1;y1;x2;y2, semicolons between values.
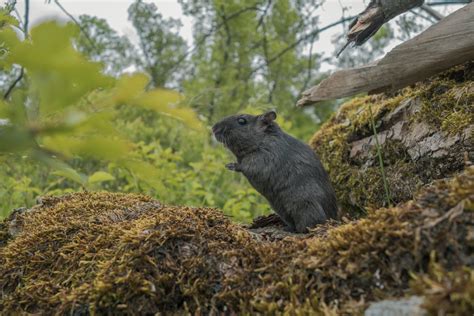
225;162;240;172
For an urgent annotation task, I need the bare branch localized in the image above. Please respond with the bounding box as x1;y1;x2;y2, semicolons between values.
257;0;272;29
54;0;97;50
4;0;28;100
420;3;444;20
337;0;424;57
249;16;355;77
298;33;317;97
427;1;471;6
23;0;28;37
3;68;24;99
167;5;262;74
408;7;438;23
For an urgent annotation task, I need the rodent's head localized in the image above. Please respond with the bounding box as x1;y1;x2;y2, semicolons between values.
212;110;280;158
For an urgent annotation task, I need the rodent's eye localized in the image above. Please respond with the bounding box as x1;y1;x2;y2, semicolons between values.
237;117;247;125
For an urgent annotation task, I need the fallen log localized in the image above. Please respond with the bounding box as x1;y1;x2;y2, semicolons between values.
337;0;424;56
298;3;474;106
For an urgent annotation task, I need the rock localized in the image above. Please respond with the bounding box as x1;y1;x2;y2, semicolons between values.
365;296;426;316
311;63;473;214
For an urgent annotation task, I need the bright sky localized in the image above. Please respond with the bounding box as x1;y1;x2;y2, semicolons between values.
10;1;367;61
8;1;464;70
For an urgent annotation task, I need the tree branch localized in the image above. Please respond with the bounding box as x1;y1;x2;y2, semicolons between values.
3;68;24;99
298;33;317;97
54;0;97;50
427;1;471;6
249;16;355;78
4;0;28;100
409;8;438;23
420;3;444;20
167;4;262;73
208;6;233;120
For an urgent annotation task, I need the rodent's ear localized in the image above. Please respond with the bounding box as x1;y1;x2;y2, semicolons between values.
260;110;277;124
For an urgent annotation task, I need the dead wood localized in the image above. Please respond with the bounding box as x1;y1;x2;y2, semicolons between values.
298;3;474;106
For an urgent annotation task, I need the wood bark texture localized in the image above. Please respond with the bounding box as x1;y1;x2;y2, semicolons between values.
298;3;474;106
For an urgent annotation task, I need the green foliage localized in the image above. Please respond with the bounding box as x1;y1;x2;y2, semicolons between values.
76;15;137;76
128;0;188;88
0;19;237;219
179;0;328;130
2;0;330;221
2;0;370;221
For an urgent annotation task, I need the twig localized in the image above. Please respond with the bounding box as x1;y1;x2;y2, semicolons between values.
23;0;28;36
249;16;355;77
208;6;233;120
422;201;464;228
3;0;28;100
427;1;471;5
409;8;438;23
257;0;272;29
54;0;97;50
298;33;317;96
167;5;262;74
3;68;24;99
420;3;444;20
368;105;392;207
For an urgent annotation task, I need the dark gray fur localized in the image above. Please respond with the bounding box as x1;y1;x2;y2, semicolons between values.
212;110;338;233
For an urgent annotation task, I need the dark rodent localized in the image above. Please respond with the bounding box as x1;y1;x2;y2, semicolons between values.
212;110;338;233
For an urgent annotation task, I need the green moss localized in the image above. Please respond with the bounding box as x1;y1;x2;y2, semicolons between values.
412;80;473;133
0;63;472;315
441;108;473;135
411;262;474;315
0;167;473;314
311;63;473;216
0;221;8;247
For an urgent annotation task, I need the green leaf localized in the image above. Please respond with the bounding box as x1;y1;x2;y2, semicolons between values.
0;9;19;28
42;135;131;160
0;100;8;118
0;126;35;152
112;73;150;104
6;22;114;114
52;168;85;185
122;160;166;192
88;171;115;184
31;151;87;185
0;27;20;69
132;89;202;130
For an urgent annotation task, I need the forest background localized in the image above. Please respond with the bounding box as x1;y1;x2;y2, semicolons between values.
0;0;467;221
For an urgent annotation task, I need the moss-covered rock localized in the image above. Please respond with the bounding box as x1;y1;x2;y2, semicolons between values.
1;166;472;314
311;62;473;216
1;64;473;315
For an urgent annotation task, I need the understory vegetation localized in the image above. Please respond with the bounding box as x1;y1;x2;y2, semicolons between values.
1;1;473;313
0;0;467;221
1;166;472;314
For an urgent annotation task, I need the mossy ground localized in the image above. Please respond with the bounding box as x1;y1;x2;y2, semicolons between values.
1;64;473;315
0;166;472;315
311;62;473;216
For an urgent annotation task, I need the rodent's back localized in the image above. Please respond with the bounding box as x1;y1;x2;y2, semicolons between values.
242;130;338;221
